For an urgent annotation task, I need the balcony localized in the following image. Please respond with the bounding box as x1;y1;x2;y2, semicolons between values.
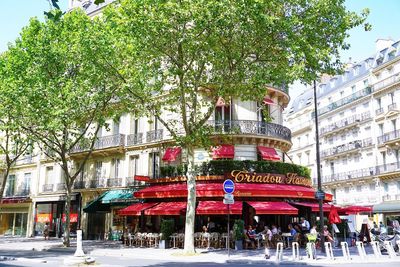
206;120;291;142
70;134;126;154
373;74;400;92
88;179;106;188
73;180;86;189
322;167;375;184
42;184;54;192
146;129;163;143
13;155;34;166
320;138;371;159
388;102;397;112
377;129;400;145
56;183;66;191
106;178;123;187
126;179;145;188
317;87;372;116
320;112;370;136
375;107;384;116
375;162;400;177
127;133;143;146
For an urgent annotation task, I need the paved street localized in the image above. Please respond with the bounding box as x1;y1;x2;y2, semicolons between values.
1;237;400;266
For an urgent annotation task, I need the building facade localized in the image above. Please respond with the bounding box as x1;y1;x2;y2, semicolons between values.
285;38;400;226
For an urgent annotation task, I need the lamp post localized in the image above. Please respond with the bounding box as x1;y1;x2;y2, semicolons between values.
313;80;325;252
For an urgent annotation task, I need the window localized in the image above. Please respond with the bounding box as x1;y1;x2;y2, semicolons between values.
381;151;387;166
328;97;332;103
356;185;362;192
392;119;397;131
113;118;120;135
363;80;369;87
341;134;346;141
5;174;16;196
297;137;301;148
130;156;139;177
383;183;389;192
397;181;400;191
23;173;31;194
306;152;310;165
305;134;309;145
351;107;356;113
377;98;382;109
389;92;395;104
369;183;375;191
344;187;349;193
342;158;347;165
351;85;356;93
379;124;384;136
112;158;121;178
96;125;102;138
340;112;344;117
95;161;103;179
149;152;160;179
340;91;344;98
330;162;335;175
45;166;54;184
328;137;333;145
131;118;139;135
363;102;369;108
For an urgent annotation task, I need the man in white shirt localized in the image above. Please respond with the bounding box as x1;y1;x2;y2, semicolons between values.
300;217;310;233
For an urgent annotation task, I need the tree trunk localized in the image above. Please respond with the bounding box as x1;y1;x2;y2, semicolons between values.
183;146;196;253
63;185;72;247
0;169;10;203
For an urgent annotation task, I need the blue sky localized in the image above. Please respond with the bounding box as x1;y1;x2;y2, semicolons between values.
0;1;399;99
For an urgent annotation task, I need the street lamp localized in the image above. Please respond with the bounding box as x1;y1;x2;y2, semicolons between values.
313;80;325;252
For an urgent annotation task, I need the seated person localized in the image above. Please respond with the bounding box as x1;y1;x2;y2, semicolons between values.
245;225;256;249
288;224;297;243
260;226;273;247
323;225;334;243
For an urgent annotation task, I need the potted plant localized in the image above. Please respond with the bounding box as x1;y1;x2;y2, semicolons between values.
159;219;174;249
233;219;245;250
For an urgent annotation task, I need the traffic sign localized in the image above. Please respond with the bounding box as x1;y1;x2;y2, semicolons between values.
223;179;235;194
315;190;325;200
224;193;234;201
223;198;234;205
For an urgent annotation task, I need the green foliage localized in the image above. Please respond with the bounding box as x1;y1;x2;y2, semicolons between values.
198;160;311;179
232;219;245;241
160;164;188;177
160;219;175;240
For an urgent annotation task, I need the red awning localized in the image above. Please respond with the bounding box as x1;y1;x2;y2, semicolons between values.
212;145;234;159
196;201;242;215
339;205;373;215
257;146;280;161
247;201;298;215
144;202;187;215
118;203;158;216
162;147;182;162
134;175;150;181
135;182;321;200
292;202;333;212
263;97;275;105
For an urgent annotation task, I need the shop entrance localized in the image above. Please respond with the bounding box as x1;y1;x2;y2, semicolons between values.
0;212;28;236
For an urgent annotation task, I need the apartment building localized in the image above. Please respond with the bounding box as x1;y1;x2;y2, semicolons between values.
285;38;400;224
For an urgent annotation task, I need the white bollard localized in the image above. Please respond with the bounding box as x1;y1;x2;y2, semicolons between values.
356;241;367;260
275;242;284;262
370;241;382;259
306;242;317;260
384;241;397;258
341;241;351;260
292;241;300;260
325;242;334;260
74;230;85;257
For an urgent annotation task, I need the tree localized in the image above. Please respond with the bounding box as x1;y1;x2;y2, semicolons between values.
103;0;367;253
6;9;121;246
0;54;32;203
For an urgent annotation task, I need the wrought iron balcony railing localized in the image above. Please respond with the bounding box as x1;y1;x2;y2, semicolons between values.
127;133;143;146
322;167;375;184
71;134;126;153
146;129;163;143
388;102;397;111
377;129;400;145
375;162;400;175
320;112;370;136
320;137;372;158
88;179;106;188
106;178;123;187
375;107;384;115
73;180;86;189
317;87;372;115
206;120;291;142
373;74;400;92
56;183;66;191
42;184;54;192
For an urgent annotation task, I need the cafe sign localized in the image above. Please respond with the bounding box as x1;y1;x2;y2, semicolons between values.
228;170;312;187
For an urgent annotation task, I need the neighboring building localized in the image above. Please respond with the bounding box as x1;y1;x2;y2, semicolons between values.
285;38;400;226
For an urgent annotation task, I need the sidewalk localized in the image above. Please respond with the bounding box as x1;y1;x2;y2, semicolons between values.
1;237;400;265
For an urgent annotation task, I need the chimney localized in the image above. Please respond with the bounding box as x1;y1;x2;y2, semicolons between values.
376;38;394;52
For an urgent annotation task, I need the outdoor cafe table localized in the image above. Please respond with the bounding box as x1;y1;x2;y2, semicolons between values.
170;234;179;249
281;232;291;248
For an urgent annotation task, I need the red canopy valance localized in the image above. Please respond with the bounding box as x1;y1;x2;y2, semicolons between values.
162;147;182;162
257;146;280;161
247;201;298;215
196;201;242;215
212;145;234;159
144;202;187;216
292;202;332;212
118;203;158;216
339;205;372;215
